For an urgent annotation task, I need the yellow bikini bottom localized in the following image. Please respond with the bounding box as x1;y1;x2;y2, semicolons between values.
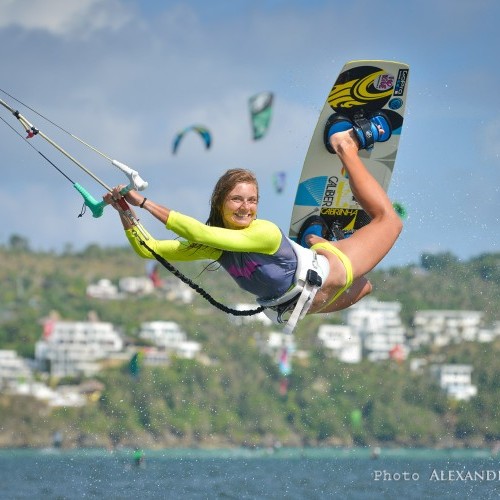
310;242;354;310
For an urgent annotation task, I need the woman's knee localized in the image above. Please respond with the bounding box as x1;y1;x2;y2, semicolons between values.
380;210;403;241
392;212;404;235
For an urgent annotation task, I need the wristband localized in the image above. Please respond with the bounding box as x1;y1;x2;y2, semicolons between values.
139;197;147;209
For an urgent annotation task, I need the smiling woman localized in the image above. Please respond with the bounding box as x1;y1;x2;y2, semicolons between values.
104;123;402;334
104;169;299;310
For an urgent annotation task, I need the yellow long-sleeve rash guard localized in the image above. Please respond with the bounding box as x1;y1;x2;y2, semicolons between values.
125;210;297;301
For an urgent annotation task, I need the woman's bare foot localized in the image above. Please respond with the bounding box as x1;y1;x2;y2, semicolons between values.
329;128;359;155
329;124;385;154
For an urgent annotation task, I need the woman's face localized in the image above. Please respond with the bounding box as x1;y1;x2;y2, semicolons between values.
222;182;258;229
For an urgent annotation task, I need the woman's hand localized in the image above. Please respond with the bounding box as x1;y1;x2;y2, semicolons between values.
104;184;170;226
103;185;142;210
103;190;120;210
103;185;139;229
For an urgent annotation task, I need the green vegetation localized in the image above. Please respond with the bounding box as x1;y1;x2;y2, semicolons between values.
0;236;499;450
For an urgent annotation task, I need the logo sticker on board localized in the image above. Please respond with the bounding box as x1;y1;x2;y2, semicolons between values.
374;73;395;91
294;176;328;206
328;69;395;109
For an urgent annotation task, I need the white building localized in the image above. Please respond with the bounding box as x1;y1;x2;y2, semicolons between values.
477;328;497;343
431;364;478;401
86;279;123;300
411;310;485;348
344;298;407;361
35;320;124;378
14;381;86;407
139;321;201;359
0;350;33;389
139;321;186;348
174;341;201;359
317;324;361;363
140;348;170;367
119;276;155;295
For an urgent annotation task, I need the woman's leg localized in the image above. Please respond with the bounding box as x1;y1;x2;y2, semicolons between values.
309;129;402;279
310;275;372;314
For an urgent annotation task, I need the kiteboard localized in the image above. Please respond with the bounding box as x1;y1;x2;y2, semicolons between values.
289;60;409;241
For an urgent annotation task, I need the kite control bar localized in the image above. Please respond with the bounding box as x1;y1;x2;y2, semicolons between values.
73;164;148;219
73;183;106;218
0;108;130;219
0;96;148;215
111;159;148;192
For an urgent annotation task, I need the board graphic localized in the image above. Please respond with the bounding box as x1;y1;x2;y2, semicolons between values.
289;60;409;240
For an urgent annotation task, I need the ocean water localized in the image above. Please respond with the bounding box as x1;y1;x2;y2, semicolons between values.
0;447;499;499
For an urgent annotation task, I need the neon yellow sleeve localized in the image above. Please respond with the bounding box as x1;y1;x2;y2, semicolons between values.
166;211;282;255
125;224;222;262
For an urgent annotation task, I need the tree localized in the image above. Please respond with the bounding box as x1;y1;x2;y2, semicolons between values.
420;252;459;271
8;234;30;252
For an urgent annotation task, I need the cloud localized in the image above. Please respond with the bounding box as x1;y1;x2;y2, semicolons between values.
0;0;133;38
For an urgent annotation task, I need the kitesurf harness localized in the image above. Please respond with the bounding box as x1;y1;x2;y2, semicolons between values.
258;238;329;334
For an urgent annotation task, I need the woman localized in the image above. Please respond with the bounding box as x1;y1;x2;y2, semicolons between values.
104;117;402;329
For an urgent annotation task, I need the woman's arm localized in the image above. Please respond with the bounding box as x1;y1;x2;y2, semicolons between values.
104;186;221;262
139;197;171;226
105;186;282;255
167;211;282;255
125;225;222;262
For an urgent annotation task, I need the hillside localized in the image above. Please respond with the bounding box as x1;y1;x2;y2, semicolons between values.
0;238;499;450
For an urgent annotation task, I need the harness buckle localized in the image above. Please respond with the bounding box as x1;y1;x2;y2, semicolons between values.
306;269;322;288
274;295;301;324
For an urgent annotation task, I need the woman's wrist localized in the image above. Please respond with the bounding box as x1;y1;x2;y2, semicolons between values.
139;197;147;209
120;212;135;229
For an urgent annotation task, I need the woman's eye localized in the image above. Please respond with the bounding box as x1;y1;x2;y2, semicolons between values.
228;197;258;204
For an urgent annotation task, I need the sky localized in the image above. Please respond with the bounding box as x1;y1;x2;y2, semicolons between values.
0;0;499;268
